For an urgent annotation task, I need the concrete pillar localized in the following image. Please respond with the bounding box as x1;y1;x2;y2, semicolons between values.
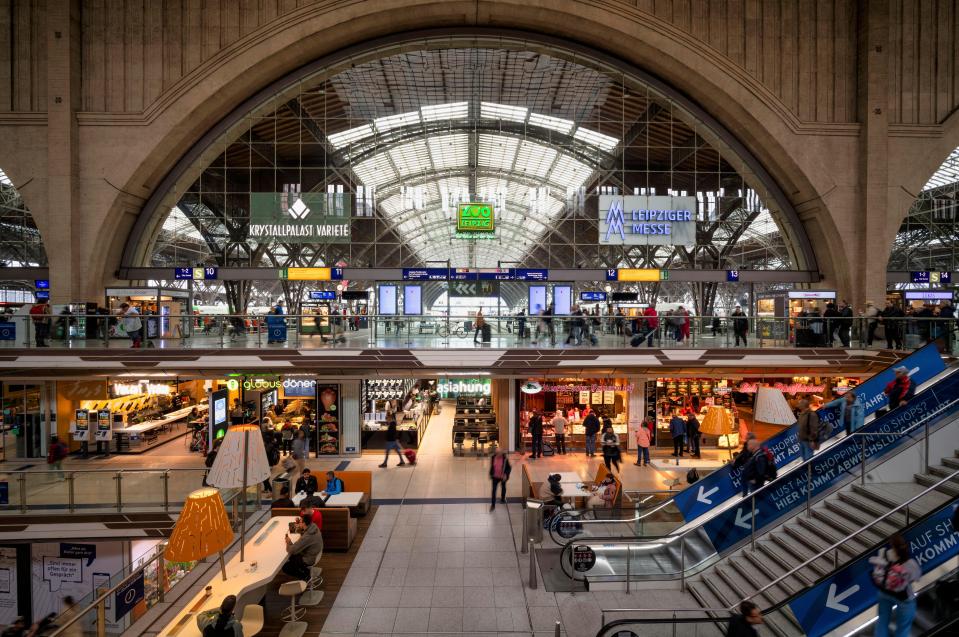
45;0;82;304
855;0;891;309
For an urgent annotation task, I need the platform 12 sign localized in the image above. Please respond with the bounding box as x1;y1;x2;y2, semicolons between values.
599;195;696;246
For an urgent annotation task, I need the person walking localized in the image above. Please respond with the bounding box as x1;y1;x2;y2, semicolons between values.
732;432;758;496
881;301;905;349
883;366;914;410
289;429;308;488
488;451;511;511
836;299;853;347
379;420;406;467
863;300;880;347
118;303;143;348
633;419;652;466
669;411;686;457
726;600;764;637
566;305;584;345
583;410;600;457
731;305;748;346
823;390;865;434
29;298;51;347
796;399;820;462
528;411;544;459
58;596;82;637
870;534;921;637
643;305;659;346
47;435;68;481
601;425;621;473
472;308;486;344
742;438;773;497
685;410;701;458
940;299;956;353
551;410;568;455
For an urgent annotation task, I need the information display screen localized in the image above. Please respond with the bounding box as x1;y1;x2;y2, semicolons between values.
529;286;547;316
403;285;422;315
553;285;572;315
378;285;397;316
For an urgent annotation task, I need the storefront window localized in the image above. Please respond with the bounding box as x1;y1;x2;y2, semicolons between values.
517;378;631;452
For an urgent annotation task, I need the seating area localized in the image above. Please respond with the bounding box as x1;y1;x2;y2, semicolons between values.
271;507;357;551
451;396;498;456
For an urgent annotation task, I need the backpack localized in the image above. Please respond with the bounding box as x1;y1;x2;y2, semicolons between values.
871;554;913;600
762;446;777;481
686;468;700;484
30;304;47;322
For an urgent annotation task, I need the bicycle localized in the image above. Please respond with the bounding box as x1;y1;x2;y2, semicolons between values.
435;322;468;338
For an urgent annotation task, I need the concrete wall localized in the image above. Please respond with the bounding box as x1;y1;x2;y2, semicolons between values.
0;0;957;307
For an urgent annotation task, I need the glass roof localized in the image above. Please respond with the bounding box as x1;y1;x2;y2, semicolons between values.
923;147;959;191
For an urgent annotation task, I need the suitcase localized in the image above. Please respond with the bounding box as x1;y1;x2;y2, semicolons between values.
403;448;417;465
480;324;492;342
631;332;646;347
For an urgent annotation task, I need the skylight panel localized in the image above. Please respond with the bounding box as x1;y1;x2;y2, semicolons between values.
548;154;593;189
327;124;374;148
373;111;421;134
0;168;12;186
514;141;557;179
421;102;468;122
388;139;431;175
573;126;619;151
528;112;574;134
481;102;528;123
352;153;397;187
427;134;468;170
478;134;519;171
923;148;959;191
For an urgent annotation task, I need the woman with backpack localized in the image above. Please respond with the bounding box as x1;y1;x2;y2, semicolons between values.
869;534;920;637
196;595;243;636
601;424;621;473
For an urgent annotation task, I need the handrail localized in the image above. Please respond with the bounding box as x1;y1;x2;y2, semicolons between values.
596;467;959;627
558;393;959;581
46;487;250;637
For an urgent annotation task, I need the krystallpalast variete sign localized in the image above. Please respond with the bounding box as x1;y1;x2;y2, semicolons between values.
249;192;351;243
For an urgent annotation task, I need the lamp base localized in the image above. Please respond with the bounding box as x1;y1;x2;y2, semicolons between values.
219;551;227;581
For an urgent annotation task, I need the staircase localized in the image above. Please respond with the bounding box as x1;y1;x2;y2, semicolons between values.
686;451;959;637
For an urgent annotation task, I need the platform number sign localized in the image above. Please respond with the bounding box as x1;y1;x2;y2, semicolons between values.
572;545;596;572
727;270;740;282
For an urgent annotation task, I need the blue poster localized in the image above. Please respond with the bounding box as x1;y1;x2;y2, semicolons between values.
672;344;947;523
114;570;144;621
702;372;959;553
789;502;959;637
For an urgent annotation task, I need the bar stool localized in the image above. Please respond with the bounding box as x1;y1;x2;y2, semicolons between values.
299;551;325;606
279;580;307;622
240;604;264;636
477;434;488;456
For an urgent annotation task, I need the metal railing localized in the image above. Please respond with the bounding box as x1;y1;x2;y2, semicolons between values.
596;467;959;636
5;311;956;352
558;394;959;588
0;467;222;514
46;488;260;637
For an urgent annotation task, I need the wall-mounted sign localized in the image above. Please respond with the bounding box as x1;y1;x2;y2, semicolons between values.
226;377;316;395
249;192;351;243
542;383;634;393
610;269;667;282
904;291;953;301
309;291;336;300
448;281;498;297
112;381;172;397
787;291;836;300
598;195;697;245
402;268;449;281
174;267;218;281
910;271;952;284
726;270;740;282
282;267;343;281
456;202;495;232
572;545;596;572
437;378;491;398
35;291;50;300
34;279;50;290
580;292;607;302
514;269;549;281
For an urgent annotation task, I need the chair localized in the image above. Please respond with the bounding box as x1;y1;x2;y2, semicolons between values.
278;580;307;622
477;434;488;456
240;604;264;636
299;550;325;606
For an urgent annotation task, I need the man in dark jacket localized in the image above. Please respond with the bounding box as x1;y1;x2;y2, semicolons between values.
732;432;758;496
742;439;771;496
295;468;319;496
796;399;820;461
836;299;853;347
881;301;905;349
727;600;763;637
940;300;956;352
732;306;748;346
271;485;295;509
583;411;600;457
685;411;701;458
669;412;686;457
823;302;840;346
528;411;544;459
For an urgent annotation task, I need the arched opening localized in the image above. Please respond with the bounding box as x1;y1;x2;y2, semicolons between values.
0;167;47;307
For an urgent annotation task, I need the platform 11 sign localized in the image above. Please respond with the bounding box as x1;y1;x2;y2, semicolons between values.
598;195;696;246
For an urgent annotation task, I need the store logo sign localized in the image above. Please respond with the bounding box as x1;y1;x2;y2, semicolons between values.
598;195;696;246
249;192;350;243
113;381;172;396
455;203;495;239
288;197;310;220
438;378;491;397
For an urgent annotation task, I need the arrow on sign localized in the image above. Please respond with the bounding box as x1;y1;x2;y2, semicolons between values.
825;583;859;612
450;282;475;296
696;486;719;505
734;508;754;530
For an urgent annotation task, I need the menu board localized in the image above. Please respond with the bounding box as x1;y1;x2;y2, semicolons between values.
591;392;603;405
95;410;112;441
578;390;590;405
603;391;615;405
316;384;340;455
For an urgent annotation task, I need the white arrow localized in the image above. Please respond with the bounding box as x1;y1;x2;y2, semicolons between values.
697;485;719;505
734;508;754;530
825;583;859;612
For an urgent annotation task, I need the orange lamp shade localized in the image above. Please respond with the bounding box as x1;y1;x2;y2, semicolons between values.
699;406;733;436
164;488;234;563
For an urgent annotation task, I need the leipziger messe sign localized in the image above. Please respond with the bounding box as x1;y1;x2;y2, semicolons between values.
598;195;697;246
249;192;351;243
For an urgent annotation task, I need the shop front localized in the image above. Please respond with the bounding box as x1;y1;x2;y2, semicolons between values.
516;378;631;453
362;378;438;449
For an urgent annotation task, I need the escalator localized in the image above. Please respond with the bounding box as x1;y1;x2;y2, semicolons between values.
544;344;958;590
548;343;952;552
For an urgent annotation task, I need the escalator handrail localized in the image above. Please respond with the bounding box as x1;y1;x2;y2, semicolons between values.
559;394;959;581
595;491;959;637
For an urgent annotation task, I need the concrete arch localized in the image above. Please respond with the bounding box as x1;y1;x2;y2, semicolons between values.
85;2;840;296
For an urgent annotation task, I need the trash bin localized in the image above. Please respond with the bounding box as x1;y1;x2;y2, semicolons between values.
524;499;545;543
272;475;290;500
480;323;492;342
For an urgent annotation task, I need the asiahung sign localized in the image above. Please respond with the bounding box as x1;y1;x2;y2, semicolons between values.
598;195;696;246
249;193;351;243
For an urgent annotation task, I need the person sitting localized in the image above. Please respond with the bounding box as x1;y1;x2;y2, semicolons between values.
295;468;318;496
325;470;344;496
271;485;294;509
300;502;323;529
588;475;617;509
197;594;243;637
283;513;323;580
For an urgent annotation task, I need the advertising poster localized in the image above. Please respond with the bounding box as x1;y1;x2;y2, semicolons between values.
96;410;112;441
0;548;17;626
73;410;90;442
315;385;340;455
31;542;123;629
209;389;229;449
578;391;590;405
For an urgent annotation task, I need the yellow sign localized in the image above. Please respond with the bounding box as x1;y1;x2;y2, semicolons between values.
285;267;332;281
616;269;665;282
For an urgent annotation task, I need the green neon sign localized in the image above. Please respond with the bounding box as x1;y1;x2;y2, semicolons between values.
456;203;495;232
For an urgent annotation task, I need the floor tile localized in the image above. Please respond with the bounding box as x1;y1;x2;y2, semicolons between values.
358;606;398;633
430;586;464;607
366;586;403;607
427;607;464;632
393;606;430;632
331;586;371;608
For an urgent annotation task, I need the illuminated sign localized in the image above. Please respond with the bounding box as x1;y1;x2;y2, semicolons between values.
613;269;668;282
310;291;336;300
727;270;740;282
112;381;172;396
35;279;50;290
437;378;491;398
283;267;342;281
249;192;351;243
456;202;495;232
580;292;607;302
787;291;836;299
542;383;635;393
226;377;317;393
911;271;952;284
904;291;953;301
514;269;549;281
403;268;449;281
598;195;697;245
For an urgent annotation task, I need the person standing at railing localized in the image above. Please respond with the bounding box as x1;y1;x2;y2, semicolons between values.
869;534;920;637
796;399;821;461
642;305;658;346
863;300;880;346
837;299;853;347
29;298;51;347
117;303;142;348
726;600;764;637
880;300;904;350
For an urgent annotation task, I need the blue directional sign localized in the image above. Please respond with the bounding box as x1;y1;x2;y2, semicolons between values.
789;502;959;637
911;271;952;284
477;269;514;280
450;268;477;281
402;268;449;281
672;344;947;523
202;266;218;280
174;268;193;280
726;270;740;282
309;291;336;300
35;291;50;301
514;269;549;281
580;292;607;302
702;368;959;553
605;269;618;281
34;279;50;290
331;268;344;280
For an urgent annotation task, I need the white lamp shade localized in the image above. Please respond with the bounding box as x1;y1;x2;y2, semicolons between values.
754;387;795;425
207;424;272;487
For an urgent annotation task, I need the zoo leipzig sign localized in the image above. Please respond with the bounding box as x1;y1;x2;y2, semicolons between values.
249;192;351;243
598;195;697;245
